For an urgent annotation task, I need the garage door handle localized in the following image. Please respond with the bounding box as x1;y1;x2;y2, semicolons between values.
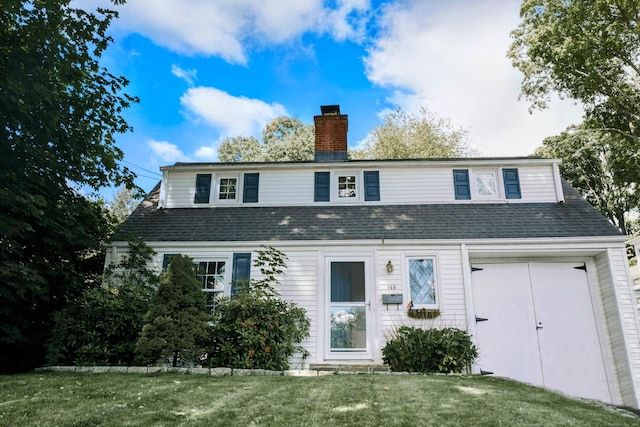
536;323;543;330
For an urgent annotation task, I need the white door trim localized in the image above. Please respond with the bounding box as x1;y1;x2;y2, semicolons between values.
322;254;375;361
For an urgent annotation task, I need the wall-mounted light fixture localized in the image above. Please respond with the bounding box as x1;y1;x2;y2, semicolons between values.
386;260;394;274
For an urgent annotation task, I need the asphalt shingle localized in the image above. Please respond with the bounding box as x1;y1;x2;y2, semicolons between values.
114;179;622;242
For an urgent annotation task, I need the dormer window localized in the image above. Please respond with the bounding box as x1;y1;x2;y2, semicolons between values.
473;170;499;198
338;175;357;198
218;177;238;200
453;168;521;200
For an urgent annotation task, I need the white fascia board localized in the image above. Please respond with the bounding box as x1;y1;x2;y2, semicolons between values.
108;235;627;250
159;157;562;173
628;235;640;246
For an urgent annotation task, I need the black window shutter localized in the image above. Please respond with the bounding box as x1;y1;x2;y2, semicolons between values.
231;253;251;295
162;254;179;270
243;173;259;203
314;172;330;202
364;171;380;201
453;170;471;200
503;168;522;199
194;174;212;204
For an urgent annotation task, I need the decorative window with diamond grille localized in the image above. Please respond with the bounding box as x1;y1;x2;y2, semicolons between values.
408;258;438;307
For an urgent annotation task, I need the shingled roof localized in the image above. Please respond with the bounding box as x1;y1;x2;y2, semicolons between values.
114;179;622;242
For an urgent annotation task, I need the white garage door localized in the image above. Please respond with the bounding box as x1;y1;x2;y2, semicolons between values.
472;262;613;403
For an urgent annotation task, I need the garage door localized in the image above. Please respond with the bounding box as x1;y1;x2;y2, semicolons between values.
471;262;613;403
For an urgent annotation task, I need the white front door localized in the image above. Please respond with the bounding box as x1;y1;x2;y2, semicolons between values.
326;259;372;359
472;262;613;403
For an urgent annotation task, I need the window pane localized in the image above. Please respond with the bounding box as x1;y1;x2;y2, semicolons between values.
219;178;237;199
331;262;365;302
476;172;497;196
409;259;436;305
205;291;222;314
338;176;356;198
197;261;227;294
330;306;366;349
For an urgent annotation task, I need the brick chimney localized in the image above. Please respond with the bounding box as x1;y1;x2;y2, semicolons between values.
314;105;348;162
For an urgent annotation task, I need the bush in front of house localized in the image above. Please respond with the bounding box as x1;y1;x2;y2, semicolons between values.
135;254;210;367
45;239;158;366
382;326;477;374
206;246;310;370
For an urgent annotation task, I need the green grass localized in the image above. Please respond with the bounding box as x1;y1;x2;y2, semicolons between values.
0;372;638;426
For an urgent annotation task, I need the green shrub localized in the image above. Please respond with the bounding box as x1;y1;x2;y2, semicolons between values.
382;326;477;374
135;255;210;367
45;239;157;366
206;246;310;370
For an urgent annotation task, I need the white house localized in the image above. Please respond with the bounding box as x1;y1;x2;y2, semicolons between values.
107;105;640;407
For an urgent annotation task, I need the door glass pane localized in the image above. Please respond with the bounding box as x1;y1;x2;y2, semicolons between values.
330;306;366;350
331;262;365;302
330;261;367;352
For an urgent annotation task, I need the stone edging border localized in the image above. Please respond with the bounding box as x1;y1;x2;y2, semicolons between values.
35;366;412;377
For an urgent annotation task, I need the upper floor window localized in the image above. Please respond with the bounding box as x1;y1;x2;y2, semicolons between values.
473;170;499;198
315;171;380;203
453;168;521;200
338;175;357;198
218;177;238;200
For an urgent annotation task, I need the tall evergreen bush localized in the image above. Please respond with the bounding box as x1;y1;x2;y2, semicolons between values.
135;255;209;367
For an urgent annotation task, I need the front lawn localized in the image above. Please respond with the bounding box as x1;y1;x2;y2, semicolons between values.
0;372;637;426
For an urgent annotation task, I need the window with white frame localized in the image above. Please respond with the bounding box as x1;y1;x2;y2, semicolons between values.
408;258;438;307
473;170;499;198
337;175;357;198
196;260;227;313
218;177;238;200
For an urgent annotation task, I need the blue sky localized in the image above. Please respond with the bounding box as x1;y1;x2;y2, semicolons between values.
84;0;583;197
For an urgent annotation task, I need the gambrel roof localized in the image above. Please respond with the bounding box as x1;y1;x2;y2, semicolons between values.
115;179;622;242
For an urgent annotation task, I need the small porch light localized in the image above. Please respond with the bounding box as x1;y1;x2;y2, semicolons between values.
386;260;394;274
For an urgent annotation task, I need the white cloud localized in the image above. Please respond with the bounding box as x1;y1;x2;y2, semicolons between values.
364;0;583;156
86;0;370;64
194;146;217;160
180;86;287;138
148;139;192;163
171;64;197;86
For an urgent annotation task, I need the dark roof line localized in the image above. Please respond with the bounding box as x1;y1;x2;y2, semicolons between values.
113;180;622;243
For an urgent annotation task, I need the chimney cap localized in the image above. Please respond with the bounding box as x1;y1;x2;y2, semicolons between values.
320;105;341;115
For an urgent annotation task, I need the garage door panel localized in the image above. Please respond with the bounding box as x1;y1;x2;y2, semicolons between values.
472;263;543;386
471;262;613;403
528;263;611;402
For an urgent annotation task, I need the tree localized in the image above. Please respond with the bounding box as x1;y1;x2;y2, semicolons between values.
0;1;137;371
217;136;262;162
108;186;142;225
135;255;210;367
217;117;314;162
261;116;315;161
206;246;310;370
535;124;640;234
45;239;158;366
352;107;472;160
508;0;640;142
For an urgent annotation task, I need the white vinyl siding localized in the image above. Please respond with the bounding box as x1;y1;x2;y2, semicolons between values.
258;171;315;205
517;165;558;202
376;247;467;350
597;249;640;406
160;163;560;208
163;171;198;208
